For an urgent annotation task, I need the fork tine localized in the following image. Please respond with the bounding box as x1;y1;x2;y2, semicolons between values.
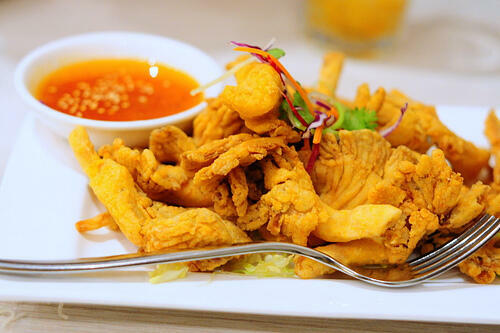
410;214;496;271
413;218;500;283
408;214;491;267
412;215;498;275
412;217;500;277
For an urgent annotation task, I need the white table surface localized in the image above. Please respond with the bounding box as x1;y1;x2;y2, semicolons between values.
0;0;499;331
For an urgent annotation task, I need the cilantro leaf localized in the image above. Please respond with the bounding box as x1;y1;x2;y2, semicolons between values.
267;48;285;59
324;104;378;135
343;107;378;130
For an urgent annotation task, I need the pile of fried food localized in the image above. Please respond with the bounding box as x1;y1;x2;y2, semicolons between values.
69;49;500;284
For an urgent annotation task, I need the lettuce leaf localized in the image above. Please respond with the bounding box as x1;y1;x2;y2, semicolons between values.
149;263;189;284
225;253;295;278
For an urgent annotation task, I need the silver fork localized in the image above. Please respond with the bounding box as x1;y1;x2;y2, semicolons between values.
0;214;498;287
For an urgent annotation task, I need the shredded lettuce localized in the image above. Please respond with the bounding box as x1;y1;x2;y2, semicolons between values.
149;263;189;284
225;253;295;278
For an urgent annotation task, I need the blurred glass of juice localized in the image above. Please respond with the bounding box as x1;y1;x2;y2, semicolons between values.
305;0;408;56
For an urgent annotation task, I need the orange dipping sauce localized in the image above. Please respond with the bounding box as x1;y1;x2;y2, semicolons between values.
36;59;203;121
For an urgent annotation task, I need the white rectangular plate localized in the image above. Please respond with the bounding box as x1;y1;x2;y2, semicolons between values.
0;108;498;324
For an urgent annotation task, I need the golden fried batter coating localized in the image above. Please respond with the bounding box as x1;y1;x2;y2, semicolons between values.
99;138;188;193
369;149;461;261
313;204;402;242
353;84;490;182
240;178;322;246
222;63;283;119
149;125;196;163
311;130;391;210
180;133;255;172
69;50;500;284
370;148;463;216
228;167;249;217
317;52;344;97
193;97;247;146
295;239;392;278
485;110;500;173
213;182;238;219
142;208;250;252
99;132;211;207
220;63;300;143
445;182;490;232
354;83;371;108
315;130;486;228
309;129;488;265
485;110;500;215
193;136;286;190
236;147;402;246
211;168;251;221
458;236;500;284
76;212;119;233
375;89;490;182
69;127;150;247
448;111;499;283
70;127;250;271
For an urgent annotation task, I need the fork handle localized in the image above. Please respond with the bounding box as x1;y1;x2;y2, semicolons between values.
0;242;338;274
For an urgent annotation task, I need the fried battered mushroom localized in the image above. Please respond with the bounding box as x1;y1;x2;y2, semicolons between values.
99;137;188;193
313;205;402;242
99;128;211;207
228;167;249;217
69;126;250;271
308;130;489;266
295;239;392;279
236;146;403;246
449;110;500;284
70;127;151;247
458;236;500;284
485;110;500;216
180;133;255;172
149;125;196;163
220;63;301;143
372;88;490;183
311;130;392;210
142;208;250;252
193;136;287;191
222;63;283;120
193;97;247;146
317;52;344;97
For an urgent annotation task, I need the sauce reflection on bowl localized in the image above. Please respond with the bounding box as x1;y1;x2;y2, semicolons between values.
36;59;203;121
